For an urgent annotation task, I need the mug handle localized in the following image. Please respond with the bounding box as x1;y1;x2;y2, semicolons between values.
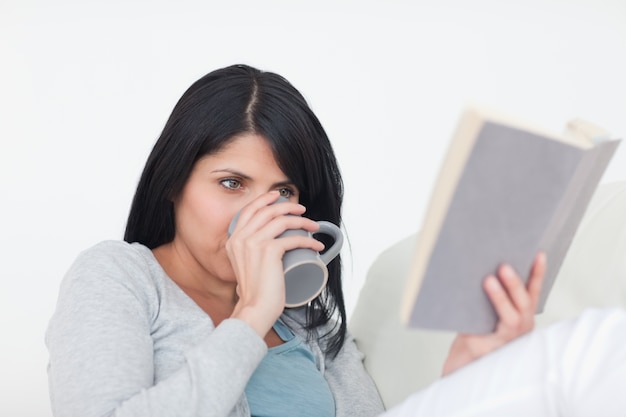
315;221;344;265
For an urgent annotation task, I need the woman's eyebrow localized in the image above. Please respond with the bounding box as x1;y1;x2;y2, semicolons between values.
273;179;298;189
210;168;251;179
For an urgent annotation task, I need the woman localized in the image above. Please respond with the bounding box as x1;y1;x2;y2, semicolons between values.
46;64;626;417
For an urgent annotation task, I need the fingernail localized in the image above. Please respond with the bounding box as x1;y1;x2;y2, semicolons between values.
501;264;514;276
485;275;499;290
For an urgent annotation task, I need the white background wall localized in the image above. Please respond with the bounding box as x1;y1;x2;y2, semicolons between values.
2;0;625;415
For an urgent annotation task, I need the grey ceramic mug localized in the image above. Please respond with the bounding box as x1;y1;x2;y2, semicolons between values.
228;197;344;307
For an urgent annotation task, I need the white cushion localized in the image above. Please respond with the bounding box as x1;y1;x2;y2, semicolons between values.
348;181;626;409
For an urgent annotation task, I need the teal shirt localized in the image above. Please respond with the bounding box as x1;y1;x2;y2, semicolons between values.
245;320;335;417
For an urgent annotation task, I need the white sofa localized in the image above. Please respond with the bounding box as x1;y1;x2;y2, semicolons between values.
349;181;626;409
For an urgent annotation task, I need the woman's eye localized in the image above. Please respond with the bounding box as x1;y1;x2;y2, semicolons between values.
220;179;241;190
278;187;295;198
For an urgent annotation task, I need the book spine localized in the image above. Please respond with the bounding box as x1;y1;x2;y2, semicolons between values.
536;139;621;310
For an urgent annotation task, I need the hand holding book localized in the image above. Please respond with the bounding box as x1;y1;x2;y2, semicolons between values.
442;252;546;375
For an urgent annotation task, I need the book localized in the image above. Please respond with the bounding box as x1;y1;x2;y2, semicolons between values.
400;106;621;334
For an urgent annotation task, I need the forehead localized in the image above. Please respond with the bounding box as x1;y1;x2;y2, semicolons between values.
195;133;288;178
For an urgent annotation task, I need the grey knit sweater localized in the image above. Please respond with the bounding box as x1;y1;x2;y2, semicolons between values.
46;240;385;417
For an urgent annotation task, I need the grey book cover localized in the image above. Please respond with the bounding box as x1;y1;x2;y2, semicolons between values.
404;120;621;334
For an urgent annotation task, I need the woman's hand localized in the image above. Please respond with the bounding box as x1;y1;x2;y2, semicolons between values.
442;252;547;376
227;192;324;338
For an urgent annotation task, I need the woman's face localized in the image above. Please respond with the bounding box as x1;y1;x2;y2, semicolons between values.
171;133;299;283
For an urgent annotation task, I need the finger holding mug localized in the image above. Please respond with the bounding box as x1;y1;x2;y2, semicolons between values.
228;192;309;239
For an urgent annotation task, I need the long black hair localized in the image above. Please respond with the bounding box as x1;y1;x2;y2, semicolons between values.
124;64;346;357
